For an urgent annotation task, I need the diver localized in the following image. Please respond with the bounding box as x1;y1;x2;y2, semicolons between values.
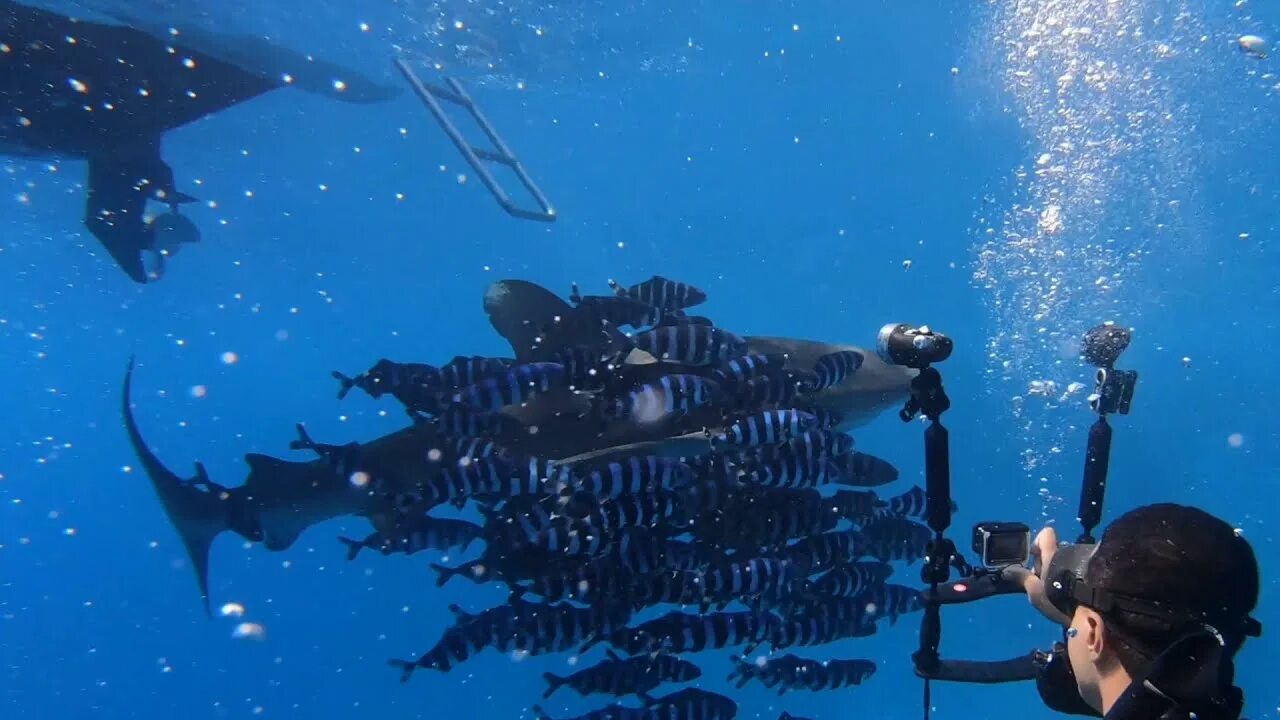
1007;505;1261;720
875;321;1262;720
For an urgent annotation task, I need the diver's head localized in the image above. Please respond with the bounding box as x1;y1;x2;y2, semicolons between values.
1044;503;1261;714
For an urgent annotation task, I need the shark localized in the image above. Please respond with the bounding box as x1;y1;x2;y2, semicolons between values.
123;279;916;613
1;0;399;282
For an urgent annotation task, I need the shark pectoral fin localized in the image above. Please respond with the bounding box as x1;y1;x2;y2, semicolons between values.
86;155;156;283
123;358;229;615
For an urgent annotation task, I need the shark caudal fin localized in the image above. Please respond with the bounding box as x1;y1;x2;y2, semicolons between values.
122;357;230;615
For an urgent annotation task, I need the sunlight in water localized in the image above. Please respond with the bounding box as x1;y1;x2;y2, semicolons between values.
970;0;1210;505
974;0;1204;384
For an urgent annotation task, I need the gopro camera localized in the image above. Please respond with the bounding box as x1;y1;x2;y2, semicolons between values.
972;522;1031;569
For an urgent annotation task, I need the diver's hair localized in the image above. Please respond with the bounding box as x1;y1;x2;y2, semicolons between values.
1088;503;1260;679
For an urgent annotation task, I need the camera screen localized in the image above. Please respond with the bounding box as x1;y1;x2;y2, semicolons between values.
987;531;1029;566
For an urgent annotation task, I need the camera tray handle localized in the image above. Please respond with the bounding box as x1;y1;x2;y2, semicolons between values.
918;653;1041;684
922;571;1025;606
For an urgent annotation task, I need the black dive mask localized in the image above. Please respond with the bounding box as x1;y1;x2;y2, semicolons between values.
1042;542;1263;641
1038;542;1263;720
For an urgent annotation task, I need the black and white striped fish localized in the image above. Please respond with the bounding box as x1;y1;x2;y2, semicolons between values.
574;456;694;499
542;649;702;699
713;353;788;391
606;374;720;421
826;451;899;487
857;515;932;564
631;325;746;366
642;688;738;720
438;355;516;389
338;516;483;560
713;409;819;448
785;531;866;575
610;275;707;311
332;359;442;413
745;454;841;489
431;404;523;438
570;284;667;329
610;610;773;655
728;654;875;694
811;561;894;598
828;489;884;523
451;362;569;410
859;583;927;624
799;351;864;393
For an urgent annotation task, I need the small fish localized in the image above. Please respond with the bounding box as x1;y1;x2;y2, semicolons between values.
713;409;819;448
713;353;788;391
438;355;515;389
570;284;668;330
575;456;694;499
338;516;482;560
826;451;899;487
632;325;747;366
857;515;932;564
859;583;926;624
607;374;720;422
800;350;864;393
610;275;707;311
811;561;893;598
332;359;440;402
452;362;569;410
542;649;702;699
729;654;875;694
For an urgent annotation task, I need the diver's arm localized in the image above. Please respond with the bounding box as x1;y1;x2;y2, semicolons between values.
1003;527;1073;627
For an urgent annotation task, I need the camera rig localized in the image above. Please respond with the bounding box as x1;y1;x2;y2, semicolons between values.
877;323;1137;717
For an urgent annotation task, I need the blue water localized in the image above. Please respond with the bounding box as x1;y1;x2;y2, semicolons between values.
2;1;1277;718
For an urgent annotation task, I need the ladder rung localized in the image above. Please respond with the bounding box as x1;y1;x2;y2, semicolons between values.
394;57;557;223
473;148;516;166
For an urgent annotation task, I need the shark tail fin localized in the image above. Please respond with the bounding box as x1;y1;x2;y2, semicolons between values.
541;672;566;699
338;536;365;561
123;357;230;616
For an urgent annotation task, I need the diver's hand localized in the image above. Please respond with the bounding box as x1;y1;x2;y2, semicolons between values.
1001;527;1072;627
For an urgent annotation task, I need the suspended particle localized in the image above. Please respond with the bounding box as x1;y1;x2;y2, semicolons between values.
1227;433;1244;448
190;385;208;399
1238;35;1267;59
220;351;239;365
231;622;266;640
219;602;246;618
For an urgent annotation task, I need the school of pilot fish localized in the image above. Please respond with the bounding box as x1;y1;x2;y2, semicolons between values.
124;275;948;720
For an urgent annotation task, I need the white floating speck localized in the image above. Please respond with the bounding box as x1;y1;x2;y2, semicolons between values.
1238;35;1267;59
219;602;246;618
232;622;265;640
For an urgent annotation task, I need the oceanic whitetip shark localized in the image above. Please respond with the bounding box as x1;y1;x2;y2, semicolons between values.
123;279;916;613
0;0;399;282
